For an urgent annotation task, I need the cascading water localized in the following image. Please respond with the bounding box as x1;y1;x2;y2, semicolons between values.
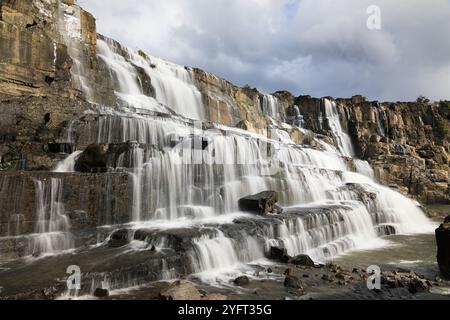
324;99;354;157
373;107;386;137
57;2;94;101
261;95;282;120
97;37;205;120
30;178;73;256
54;150;83;173
48;31;435;286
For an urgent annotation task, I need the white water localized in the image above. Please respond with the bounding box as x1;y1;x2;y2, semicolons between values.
97;38;204;120
324;99;354;157
261;95;282;120
54;151;82;173
52;33;435;283
57;2;93;101
373;107;386;137
30;178;73;256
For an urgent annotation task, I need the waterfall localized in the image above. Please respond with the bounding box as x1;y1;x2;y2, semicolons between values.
324;99;354;157
57;2;94;101
42;32;436;283
54;151;83;173
276;202;384;261
353;159;375;179
261;95;282;120
30;178;73;256
373;107;386;137
97;38;205;120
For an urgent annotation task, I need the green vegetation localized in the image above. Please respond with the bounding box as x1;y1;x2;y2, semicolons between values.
416;95;430;104
137;50;148;60
439;100;450;120
243;84;259;95
436;100;450;138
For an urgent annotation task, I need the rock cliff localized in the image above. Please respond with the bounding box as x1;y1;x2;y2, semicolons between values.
1;0;448;201
0;0;448;260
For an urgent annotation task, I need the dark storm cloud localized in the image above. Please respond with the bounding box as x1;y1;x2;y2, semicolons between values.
83;0;450;101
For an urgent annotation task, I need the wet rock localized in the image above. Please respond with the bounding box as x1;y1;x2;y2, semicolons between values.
41;286;59;299
273;204;284;214
321;274;334;282
134;228;214;252
234;276;250;286
108;229;129;248
284;268;293;276
290;254;315;267
93;288;109;298
335;271;351;281
284;275;303;289
267;268;273;274
75;144;109;173
407;278;430;294
159;280;201;300
238;191;278;215
269;246;290;263
375;225;397;236
435;219;450;279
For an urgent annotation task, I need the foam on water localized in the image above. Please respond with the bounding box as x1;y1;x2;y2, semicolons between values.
50;31;436;288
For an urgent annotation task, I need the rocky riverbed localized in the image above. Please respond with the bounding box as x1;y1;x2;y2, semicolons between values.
1;210;449;300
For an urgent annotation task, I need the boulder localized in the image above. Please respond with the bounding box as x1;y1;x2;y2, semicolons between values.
233;276;250;286
238;191;278;215
75;144;109;173
108;229;129;248
290;254;315;267
269;246;290;263
436;219;450;280
159;280;201;300
93;288;109;298
284;275;303;289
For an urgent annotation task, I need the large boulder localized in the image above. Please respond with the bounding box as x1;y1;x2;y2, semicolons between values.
269;246;290;263
284;275;303;290
436;217;450;280
238;191;278;215
233;276;250;286
159;280;201;300
290;254;315;267
93;288;109;298
75;144;109;173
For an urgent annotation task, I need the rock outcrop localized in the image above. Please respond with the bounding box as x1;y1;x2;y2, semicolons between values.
159;280;202;300
238;191;278;215
436;216;450;279
290;95;449;204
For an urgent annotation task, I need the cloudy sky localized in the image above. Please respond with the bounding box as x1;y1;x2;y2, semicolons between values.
81;0;450;101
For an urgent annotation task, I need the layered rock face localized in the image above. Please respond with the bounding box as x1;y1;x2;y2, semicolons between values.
286;95;449;204
336;97;449;204
0;0;116;171
0;171;130;260
0;0;448;298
